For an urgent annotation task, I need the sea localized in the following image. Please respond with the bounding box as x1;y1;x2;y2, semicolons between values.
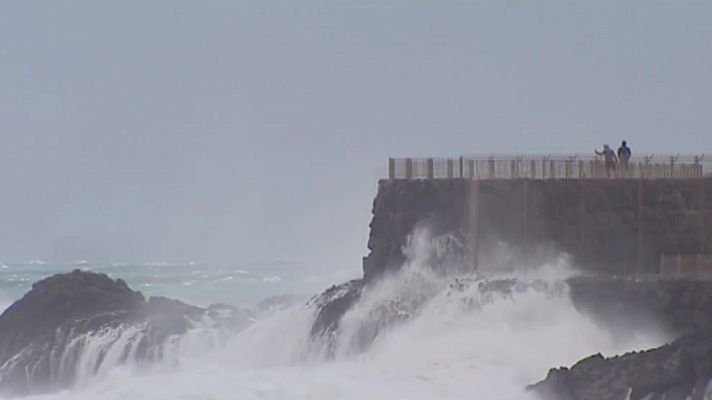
0;247;668;400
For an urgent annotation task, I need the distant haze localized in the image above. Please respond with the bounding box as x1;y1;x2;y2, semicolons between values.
1;1;711;266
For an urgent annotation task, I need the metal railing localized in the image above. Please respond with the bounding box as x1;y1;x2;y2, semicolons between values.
387;154;710;180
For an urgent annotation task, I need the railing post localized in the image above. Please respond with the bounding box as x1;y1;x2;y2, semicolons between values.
447;159;454;178
510;159;516;179
427;158;434;179
388;158;395;179
578;160;584;178
488;157;495;179
637;177;644;273
523;179;528;243
405;158;413;180
459;157;464;178
468;159;475;180
542;159;547;179
589;160;595;178
531;160;536;179
550;159;555;179
469;180;480;269
700;177;706;254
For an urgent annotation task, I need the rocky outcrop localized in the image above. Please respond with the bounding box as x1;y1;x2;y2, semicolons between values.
309;279;366;340
0;269;145;368
528;329;712;400
0;270;251;397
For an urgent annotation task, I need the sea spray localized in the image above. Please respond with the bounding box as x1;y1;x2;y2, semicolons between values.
13;231;670;399
20;267;668;400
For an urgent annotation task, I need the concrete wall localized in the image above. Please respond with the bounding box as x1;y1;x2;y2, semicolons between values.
363;178;712;278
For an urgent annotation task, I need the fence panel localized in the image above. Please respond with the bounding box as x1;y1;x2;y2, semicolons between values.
388;155;710;180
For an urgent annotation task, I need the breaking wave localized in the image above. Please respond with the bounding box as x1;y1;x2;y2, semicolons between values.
16;231;667;400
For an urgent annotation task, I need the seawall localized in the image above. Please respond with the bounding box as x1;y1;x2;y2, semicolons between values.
363;178;712;278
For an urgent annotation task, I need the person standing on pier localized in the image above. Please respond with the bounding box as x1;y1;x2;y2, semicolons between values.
618;140;632;169
595;144;618;177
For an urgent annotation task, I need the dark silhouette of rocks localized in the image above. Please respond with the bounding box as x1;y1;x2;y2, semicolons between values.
0;270;251;397
0;269;145;368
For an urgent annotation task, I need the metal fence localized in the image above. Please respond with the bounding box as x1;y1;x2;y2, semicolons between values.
388;155;710;180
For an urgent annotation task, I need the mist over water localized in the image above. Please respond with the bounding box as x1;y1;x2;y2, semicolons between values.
4;232;668;400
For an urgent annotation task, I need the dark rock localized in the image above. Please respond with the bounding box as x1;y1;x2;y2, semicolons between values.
0;270;248;397
566;275;712;337
0;269;145;367
528;329;712;400
309;279;366;340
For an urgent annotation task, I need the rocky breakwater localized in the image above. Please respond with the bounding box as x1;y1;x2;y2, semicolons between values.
0;270;251;397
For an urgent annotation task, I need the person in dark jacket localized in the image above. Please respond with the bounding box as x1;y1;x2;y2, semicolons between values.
618;140;632;169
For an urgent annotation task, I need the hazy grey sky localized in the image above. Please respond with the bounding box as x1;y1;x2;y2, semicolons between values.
1;1;711;267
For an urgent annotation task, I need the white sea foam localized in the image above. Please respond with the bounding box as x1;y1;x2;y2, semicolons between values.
14;230;668;400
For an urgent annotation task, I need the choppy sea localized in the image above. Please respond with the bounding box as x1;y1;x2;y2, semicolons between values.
0;240;668;400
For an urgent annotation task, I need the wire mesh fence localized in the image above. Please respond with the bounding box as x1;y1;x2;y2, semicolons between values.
388;155;710;180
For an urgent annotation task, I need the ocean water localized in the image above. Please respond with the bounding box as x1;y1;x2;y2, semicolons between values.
0;236;668;400
0;261;357;311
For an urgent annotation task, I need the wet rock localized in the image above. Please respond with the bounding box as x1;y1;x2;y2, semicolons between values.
528;329;712;400
308;279;366;340
0;270;248;397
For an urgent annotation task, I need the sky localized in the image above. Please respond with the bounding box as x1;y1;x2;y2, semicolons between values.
1;1;711;268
